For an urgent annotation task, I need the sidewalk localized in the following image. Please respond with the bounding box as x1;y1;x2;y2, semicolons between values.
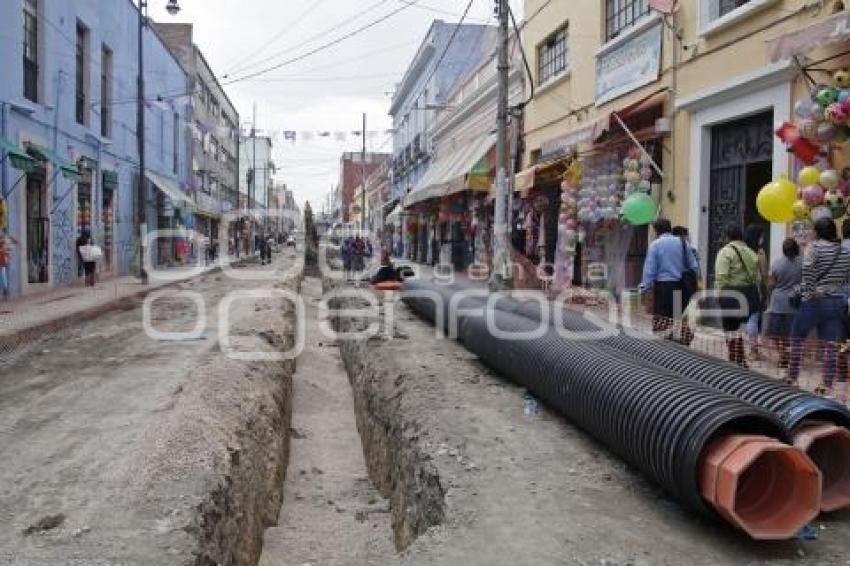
0;256;242;345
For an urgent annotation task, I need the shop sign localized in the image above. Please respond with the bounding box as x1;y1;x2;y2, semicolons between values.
596;23;662;106
540;123;597;161
195;192;221;216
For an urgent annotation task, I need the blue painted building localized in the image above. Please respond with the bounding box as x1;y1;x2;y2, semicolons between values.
389;21;498;204
0;0;191;297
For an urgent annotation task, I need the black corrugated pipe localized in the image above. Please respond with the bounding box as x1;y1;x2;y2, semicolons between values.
410;279;850;512
399;281;822;539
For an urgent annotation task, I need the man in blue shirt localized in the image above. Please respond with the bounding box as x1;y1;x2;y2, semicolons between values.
640;218;699;334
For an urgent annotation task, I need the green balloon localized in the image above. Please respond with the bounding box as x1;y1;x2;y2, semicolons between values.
621;193;658;226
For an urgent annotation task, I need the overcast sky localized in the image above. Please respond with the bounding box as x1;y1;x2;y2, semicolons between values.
147;0;522;211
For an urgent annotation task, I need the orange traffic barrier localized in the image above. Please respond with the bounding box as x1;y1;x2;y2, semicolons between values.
699;435;822;540
793;423;850;512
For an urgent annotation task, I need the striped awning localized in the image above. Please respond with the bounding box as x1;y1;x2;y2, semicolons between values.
403;133;496;208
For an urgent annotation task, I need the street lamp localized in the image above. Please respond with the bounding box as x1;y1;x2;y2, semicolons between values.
137;0;180;283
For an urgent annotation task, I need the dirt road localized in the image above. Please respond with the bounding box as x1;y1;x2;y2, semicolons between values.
0;254;300;565
258;277;395;565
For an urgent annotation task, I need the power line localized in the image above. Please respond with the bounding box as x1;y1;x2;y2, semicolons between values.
222;0;393;78
223;0;327;76
221;1;421;85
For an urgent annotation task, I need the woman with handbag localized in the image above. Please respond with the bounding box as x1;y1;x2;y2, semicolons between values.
744;224;769;360
715;224;762;367
788;217;850;396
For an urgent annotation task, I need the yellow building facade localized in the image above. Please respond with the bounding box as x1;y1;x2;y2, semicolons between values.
522;0;850;282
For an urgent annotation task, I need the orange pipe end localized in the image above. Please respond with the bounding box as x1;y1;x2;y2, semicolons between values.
793;423;850;512
699;435;822;540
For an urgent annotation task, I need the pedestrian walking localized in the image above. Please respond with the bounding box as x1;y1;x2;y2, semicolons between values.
75;231;90;280
0;229;19;299
77;234;101;287
352;235;366;272
744;224;769;361
341;237;352;277
788;217;850;397
765;238;802;369
714;223;762;367
639;218;699;336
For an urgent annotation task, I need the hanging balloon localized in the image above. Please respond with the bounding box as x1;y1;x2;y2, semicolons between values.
825;191;847;218
792;199;810;220
826;103;848;125
802;184;825;206
820;169;841;190
791;219;812;239
839;181;850;198
798;166;822;187
816;122;838;143
794;99;813;119
621;193;658;226
811;205;832;222
756;179;797;223
817;87;839;107
796;118;818;139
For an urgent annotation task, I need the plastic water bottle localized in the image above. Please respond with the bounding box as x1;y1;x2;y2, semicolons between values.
523;394;539;417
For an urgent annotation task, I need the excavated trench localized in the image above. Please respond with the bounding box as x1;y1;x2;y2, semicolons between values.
187;271;302;565
323;276;447;551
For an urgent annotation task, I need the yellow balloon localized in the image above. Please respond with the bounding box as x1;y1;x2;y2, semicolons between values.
798;166;821;187
774;175;798;200
792;199;810;220
757;180;797;223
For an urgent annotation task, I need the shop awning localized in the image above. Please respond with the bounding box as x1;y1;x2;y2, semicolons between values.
593;89;668;143
766;10;850;63
514;156;570;196
404;133;497;208
146;170;193;208
0;136;36;172
386;204;404;224
25;143;80;181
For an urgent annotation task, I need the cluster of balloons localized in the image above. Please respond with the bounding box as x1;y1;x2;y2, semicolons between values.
777;70;850;165
558;160;582;256
793;70;850;145
756;166;850;224
621;153;658;226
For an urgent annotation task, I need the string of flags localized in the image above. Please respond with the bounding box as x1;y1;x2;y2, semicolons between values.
140;94;392;147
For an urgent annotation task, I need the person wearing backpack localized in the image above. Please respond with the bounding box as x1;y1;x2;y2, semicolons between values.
788;217;850;396
639;218;699;336
715;224;762;367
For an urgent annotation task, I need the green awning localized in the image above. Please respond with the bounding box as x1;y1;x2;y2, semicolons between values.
26;143;81;182
0;136;37;173
102;169;118;188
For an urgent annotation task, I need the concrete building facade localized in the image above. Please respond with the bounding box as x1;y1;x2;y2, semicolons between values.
521;0;842;285
152;22;240;250
0;0;190;297
389;21;498;205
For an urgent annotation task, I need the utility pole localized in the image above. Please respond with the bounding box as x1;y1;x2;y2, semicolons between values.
491;0;511;290
137;0;149;284
252;102;257;245
360;112;367;233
